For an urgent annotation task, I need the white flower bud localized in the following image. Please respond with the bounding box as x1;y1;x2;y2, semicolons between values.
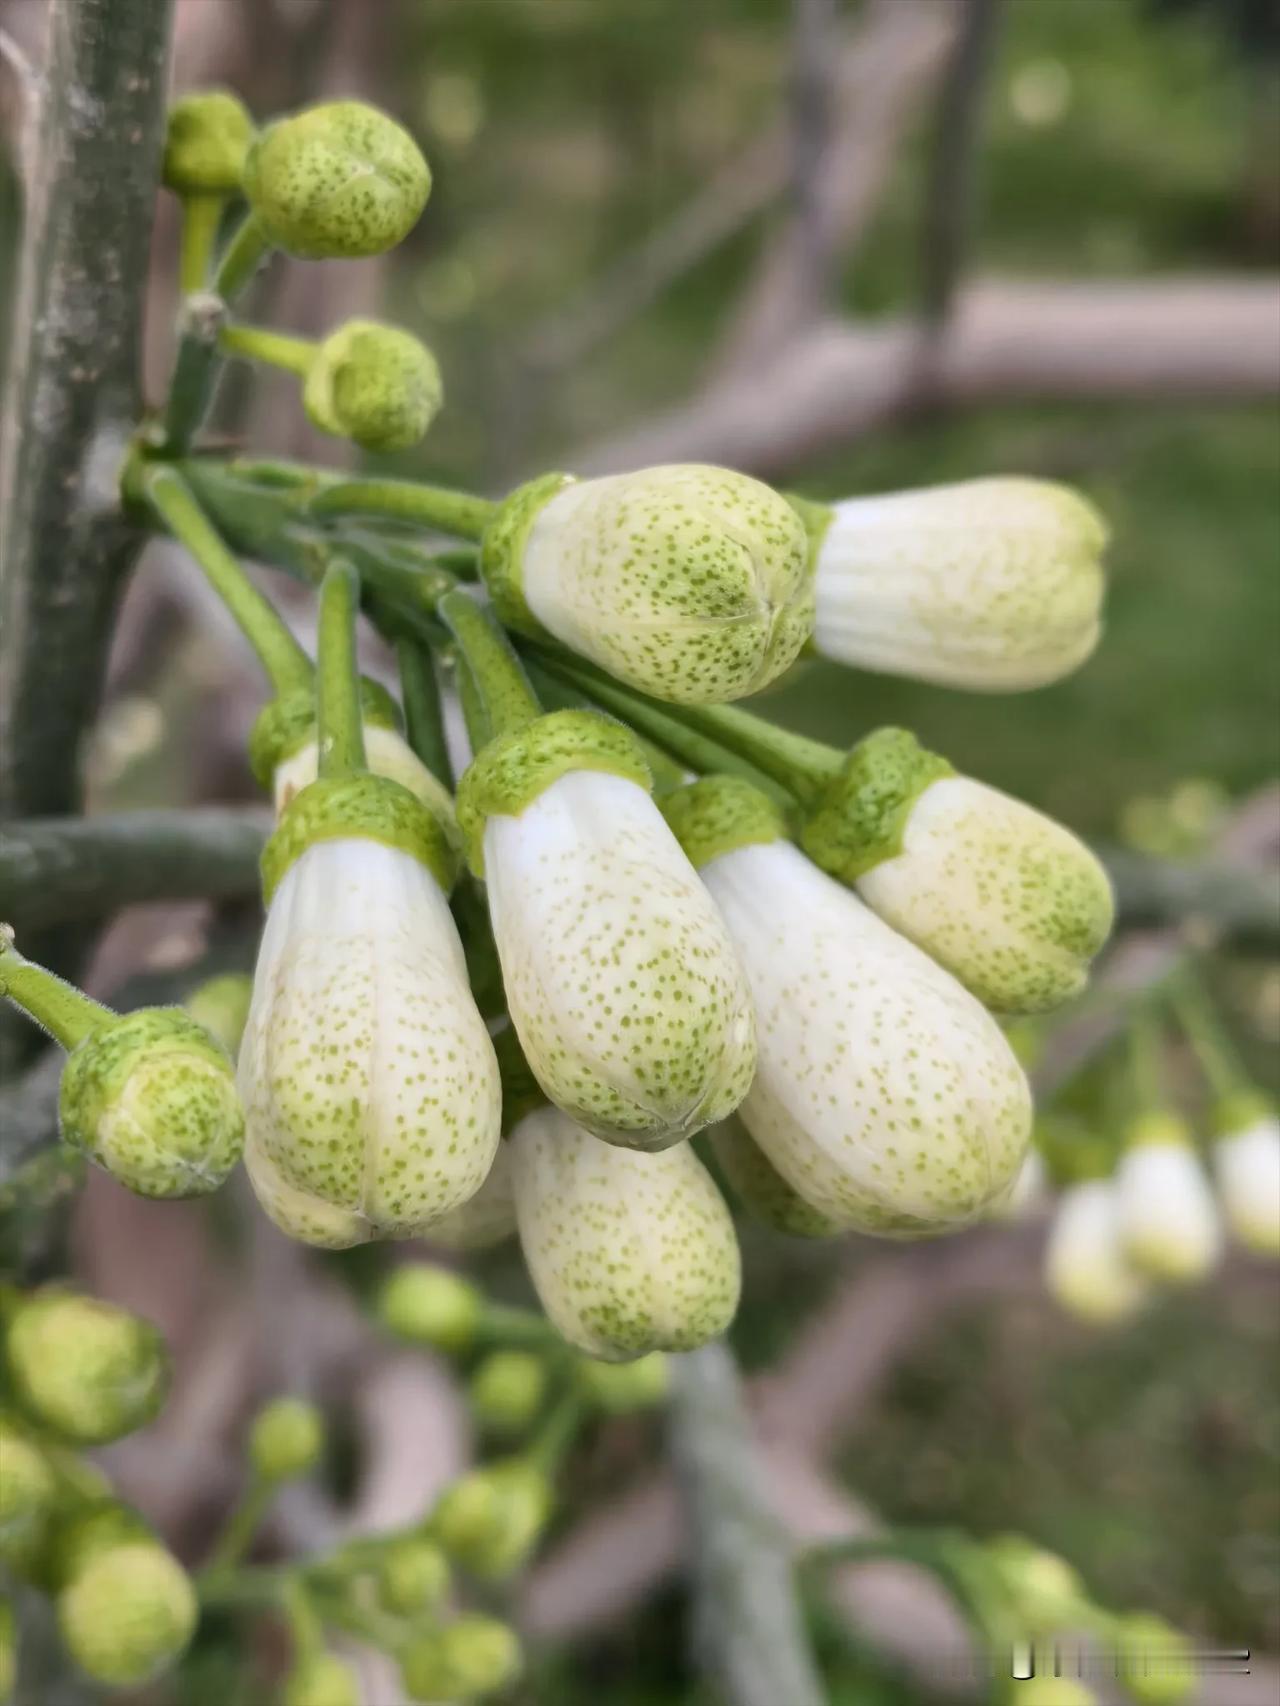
510;1104;741;1360
807;477;1107;690
1115;1117;1221;1284
1045;1179;1149;1325
239;824;500;1247
427;1140;517;1251
1212;1111;1280;1257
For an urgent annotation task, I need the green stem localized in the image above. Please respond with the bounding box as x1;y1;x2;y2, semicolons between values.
142;465;313;695
1171;977;1247;1102
308;478;497;542
476;1303;560;1350
316;563;367;779
213;211;273;300
0;932;112;1051
282;1578;324;1665
179;194;225;294
220;324;317;377
197;1564;288;1613
453;654;492;754
1128;1011;1167;1117
524;1393;583;1475
524;659;686;794
207;1474;275;1571
437;592;540;740
397;640;453;788
161;290;229;454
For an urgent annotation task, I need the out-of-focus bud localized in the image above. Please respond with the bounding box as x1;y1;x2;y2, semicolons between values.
431;1460;552;1579
482;464;813;704
1113;1613;1195;1706
800;729;1113;1014
303;319;443;450
377;1265;484;1353
468;1352;548;1436
283;1652;361;1706
243;100;430;258
985;1535;1090;1631
1115;1113;1221;1284
427;1141;517;1252
55;1509;196;1688
575;1351;670;1413
511;1104;741;1359
800;477;1107;690
248;1397;324;1481
0;1418;57;1565
376;1538;451;1617
1045;1179;1149;1326
710;1117;843;1239
987;1145;1050;1221
185;972;254;1059
0;1596;14;1703
1211;1093;1280;1257
401;1613;522;1702
1013;1682;1097;1706
162;90;254;195
5;1292;168;1445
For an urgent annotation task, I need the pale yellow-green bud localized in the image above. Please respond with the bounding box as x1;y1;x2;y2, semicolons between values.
575;1351;670;1413
283;1652;361;1706
985;1535;1090;1631
431;1460;552;1580
304;319;443;450
57;1536;196;1687
468;1351;548;1436
1013;1683;1097;1706
1116;1114;1221;1284
1045;1180;1150;1325
710;1117;843;1239
5;1292;168;1445
482;464;814;704
244;100;430;258
185;972;254;1058
0;1418;57;1564
163;90;254;195
249;1396;324;1480
426;1141;517;1251
376;1538;451;1616
401;1613;522;1701
1113;1613;1195;1705
378;1264;484;1352
1211;1099;1280;1257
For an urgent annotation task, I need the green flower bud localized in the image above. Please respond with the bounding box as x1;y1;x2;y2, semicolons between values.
57;1535;196;1687
162;90;254;195
985;1535;1090;1631
468;1351;548;1436
482;464;814;704
5;1292;168;1445
401;1614;522;1702
185;972;254;1058
575;1351;670;1413
376;1538;451;1616
1114;1614;1195;1706
244;100;430;258
710;1117;843;1239
249;1397;324;1480
0;1418;57;1565
432;1460;552;1580
283;1652;361;1706
377;1265;484;1353
303;319;443;450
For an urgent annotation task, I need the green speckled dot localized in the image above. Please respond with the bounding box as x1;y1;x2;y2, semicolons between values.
303;319;442;451
799;726;954;883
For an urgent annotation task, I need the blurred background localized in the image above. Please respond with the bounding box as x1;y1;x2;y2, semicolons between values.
1;0;1278;1701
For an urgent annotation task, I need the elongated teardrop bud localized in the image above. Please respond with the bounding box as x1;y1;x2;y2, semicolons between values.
1210;1092;1280;1257
709;1117;843;1239
1115;1111;1221;1284
4;1291;169;1445
1045;1178;1149;1325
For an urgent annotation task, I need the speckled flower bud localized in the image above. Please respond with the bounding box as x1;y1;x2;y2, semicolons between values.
1115;1113;1221;1284
575;1351;669;1412
469;1351;548;1436
239;777;500;1248
56;1007;244;1198
5;1292;168;1445
0;1419;57;1565
1211;1094;1280;1257
303;319;443;450
185;973;253;1059
665;779;1031;1236
249;1397;324;1480
800;729;1113;1015
56;1523;196;1688
482;464;814;704
243;100;430;258
710;1118;842;1239
376;1538;450;1616
459;712;756;1148
377;1264;484;1352
802;477;1107;690
432;1459;552;1579
511;1104;741;1359
1045;1179;1149;1325
162;90;254;195
1113;1614;1195;1706
283;1653;360;1706
401;1614;522;1702
426;1141;517;1251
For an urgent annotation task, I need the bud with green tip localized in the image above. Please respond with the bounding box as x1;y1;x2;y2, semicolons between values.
799;728;1114;1015
1114;1613;1195;1706
163;89;254;195
663;777;1032;1235
710;1117;843;1239
482;464;814;704
283;1652;361;1706
55;1509;196;1688
377;1264;484;1352
469;1351;548;1436
432;1459;552;1579
1210;1093;1280;1257
576;1351;670;1413
401;1613;522;1702
1046;1178;1149;1325
303;319;443;450
243;99;430;258
249;1396;324;1480
185;972;254;1059
0;1417;57;1564
1115;1112;1221;1284
377;1538;451;1617
799;476;1107;690
5;1291;168;1445
511;1102;741;1359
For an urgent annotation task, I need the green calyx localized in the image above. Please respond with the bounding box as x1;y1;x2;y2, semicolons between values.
480;472;575;631
783;491;835;571
659;775;788;871
261;772;458;902
163;90;254;195
243;100;430;259
493;1026;547;1135
1211;1088;1274;1137
799;726;954;882
1124;1109;1193;1151
455;707;651;876
248;677;402;788
303;319;443;451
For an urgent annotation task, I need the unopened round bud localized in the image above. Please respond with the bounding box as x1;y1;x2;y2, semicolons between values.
249;1397;324;1481
57;1538;196;1687
0;1419;56;1563
575;1351;670;1414
163;90;254;194
432;1460;551;1580
986;1535;1088;1630
1114;1614;1195;1706
185;973;254;1058
401;1613;522;1702
283;1652;361;1706
304;320;443;450
244;100;431;258
5;1292;168;1445
468;1352;547;1436
59;1007;244;1198
376;1537;451;1616
377;1266;483;1353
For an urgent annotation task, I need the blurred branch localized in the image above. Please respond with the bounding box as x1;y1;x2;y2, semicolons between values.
786;0;842;328
0;26;39;186
1100;843;1280;952
668;1343;826;1706
579;275;1280;475
0;807;270;933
